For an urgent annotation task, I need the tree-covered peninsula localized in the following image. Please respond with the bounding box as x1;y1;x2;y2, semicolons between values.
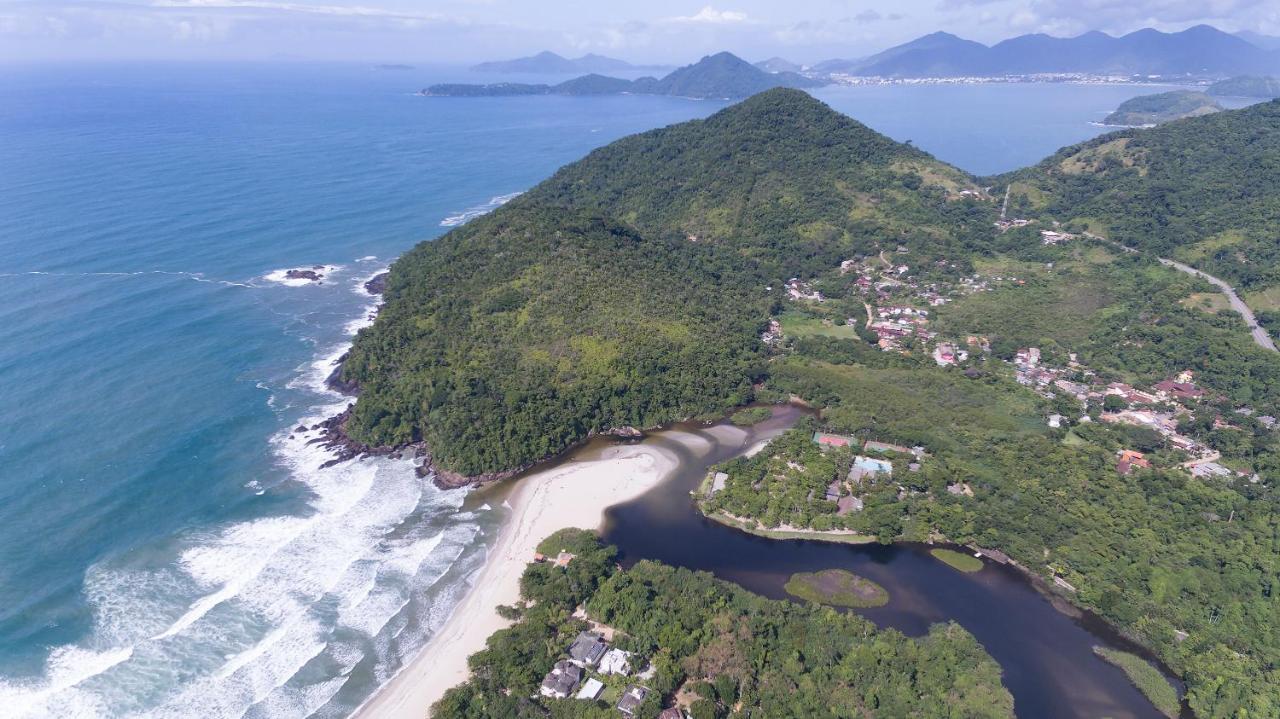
1101;90;1222;126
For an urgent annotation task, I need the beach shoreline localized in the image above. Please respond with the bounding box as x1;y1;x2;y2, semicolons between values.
352;439;680;719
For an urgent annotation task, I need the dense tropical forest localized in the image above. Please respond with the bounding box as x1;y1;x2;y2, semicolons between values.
342;89;993;474
344;88;1280;716
434;529;1014;718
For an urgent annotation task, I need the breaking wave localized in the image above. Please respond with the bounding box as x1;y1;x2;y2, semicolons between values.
0;258;494;718
438;191;523;227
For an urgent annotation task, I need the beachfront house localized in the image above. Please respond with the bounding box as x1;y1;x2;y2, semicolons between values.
568;631;608;667
574;678;604;701
539;660;582;699
617;685;651;717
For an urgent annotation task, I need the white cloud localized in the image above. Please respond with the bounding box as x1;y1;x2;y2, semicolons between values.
149;0;414;18
663;6;750;25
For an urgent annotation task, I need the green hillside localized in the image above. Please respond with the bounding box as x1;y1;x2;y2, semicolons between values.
344;89;1280;717
1102;90;1222;126
341;89;991;475
1001;99;1280;291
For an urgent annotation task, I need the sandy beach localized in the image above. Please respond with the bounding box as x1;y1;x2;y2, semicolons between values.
354;440;679;719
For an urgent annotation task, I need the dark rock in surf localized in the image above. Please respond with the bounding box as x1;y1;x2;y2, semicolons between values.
364;272;389;295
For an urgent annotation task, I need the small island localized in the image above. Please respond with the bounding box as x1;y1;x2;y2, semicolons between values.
931;548;984;573
785;569;890;608
1102;90;1222;127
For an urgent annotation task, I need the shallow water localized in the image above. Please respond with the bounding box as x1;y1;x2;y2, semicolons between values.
0;62;1210;717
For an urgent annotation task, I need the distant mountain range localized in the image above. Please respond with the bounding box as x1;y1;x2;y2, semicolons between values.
815;25;1280;78
429;52;825;100
470;51;669;74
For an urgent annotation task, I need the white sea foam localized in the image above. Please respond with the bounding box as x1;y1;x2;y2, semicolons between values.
262;265;342;287
439;191;523;227
1;254;489;718
0;645;133;718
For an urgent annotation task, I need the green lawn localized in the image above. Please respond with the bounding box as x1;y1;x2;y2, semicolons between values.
778;311;862;340
931;548;984;573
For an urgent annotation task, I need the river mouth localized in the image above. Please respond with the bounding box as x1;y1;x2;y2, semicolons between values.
595;404;1183;719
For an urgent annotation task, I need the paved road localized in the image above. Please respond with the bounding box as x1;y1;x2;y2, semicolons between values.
1157;257;1278;352
1084;232;1278;353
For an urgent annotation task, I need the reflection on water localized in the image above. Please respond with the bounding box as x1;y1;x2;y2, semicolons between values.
599;405;1179;719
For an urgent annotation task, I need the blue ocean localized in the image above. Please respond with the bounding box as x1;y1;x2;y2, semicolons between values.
0;63;1228;717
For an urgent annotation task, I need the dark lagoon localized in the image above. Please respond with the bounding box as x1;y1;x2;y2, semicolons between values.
600;405;1181;719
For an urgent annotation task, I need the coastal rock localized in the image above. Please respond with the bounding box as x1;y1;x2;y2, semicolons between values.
325;352;360;396
603;425;644;439
285;268;323;282
364;272;389;296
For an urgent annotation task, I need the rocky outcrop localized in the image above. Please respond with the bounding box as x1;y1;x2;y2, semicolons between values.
285;267;324;281
364;272;388;295
325;352;360;396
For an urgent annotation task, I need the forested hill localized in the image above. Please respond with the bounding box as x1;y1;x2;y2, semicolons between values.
1000;99;1280;290
520;88;992;280
339;89;992;476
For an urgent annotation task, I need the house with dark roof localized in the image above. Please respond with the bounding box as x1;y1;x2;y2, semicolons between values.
617;685;651;717
567;631;608;667
1154;379;1205;402
539;660;582;699
657;709;686;719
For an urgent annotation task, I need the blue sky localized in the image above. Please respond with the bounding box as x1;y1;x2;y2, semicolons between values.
2;0;1278;63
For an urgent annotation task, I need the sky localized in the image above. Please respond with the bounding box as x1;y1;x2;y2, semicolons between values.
2;0;1279;64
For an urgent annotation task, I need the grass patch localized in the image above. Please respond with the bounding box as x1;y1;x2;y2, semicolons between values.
730;406;773;426
1173;230;1245;266
1181;292;1231;314
931;548;984;573
778;311;862;340
1244;285;1280;313
786;569;889;608
707;512;876;544
972;256;1046;279
1092;647;1180;718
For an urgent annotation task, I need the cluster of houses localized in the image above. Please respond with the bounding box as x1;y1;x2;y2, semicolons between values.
1008;351;1265;479
539;631;672;716
785;278;823;302
863;304;934;351
812;433;930;512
